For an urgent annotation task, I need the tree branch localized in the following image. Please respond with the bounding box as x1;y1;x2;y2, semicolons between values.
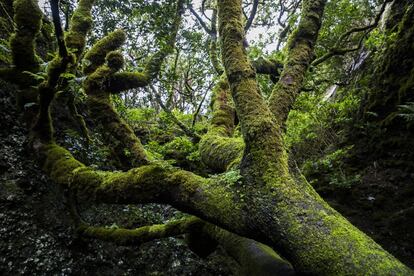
312;32;367;66
77;217;203;246
188;5;213;35
268;0;327;127
50;0;68;58
199;78;243;172
244;0;259;31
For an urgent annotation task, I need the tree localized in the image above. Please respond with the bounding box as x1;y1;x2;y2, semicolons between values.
1;0;413;274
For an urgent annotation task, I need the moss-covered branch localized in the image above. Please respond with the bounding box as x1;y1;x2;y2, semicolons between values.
199;224;295;275
199;78;243;172
77;216;203;246
4;0;42;106
83;33;149;168
79;30;149;166
65;0;95;61
10;0;42;73
83;29;126;75
80;0;186;166
106;72;149;93
252;57;283;81
218;0;287;180
268;0;326;126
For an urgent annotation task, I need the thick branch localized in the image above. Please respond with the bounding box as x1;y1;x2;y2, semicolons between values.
84;50;149;167
218;0;286;179
107;72;149;93
83;29;126;75
199;78;243;172
268;0;327;127
200;224;295;275
252;57;283;77
10;0;42;72
65;0;95;61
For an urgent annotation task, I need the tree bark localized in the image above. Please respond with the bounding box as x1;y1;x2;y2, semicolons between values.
4;0;414;274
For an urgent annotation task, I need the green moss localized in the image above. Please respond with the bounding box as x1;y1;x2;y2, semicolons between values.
107;72;149;93
83;29;126;74
81;32;151;167
10;0;42;71
42;143;85;185
106;51;124;71
199;77;245;172
268;0;326;125
199;134;244;172
78;216;202;246
210;78;235;134
83;65;112;94
65;0;96;60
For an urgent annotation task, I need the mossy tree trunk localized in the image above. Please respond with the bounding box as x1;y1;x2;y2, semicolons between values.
2;0;414;274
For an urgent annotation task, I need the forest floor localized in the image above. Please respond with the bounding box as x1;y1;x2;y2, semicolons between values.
0;79;413;274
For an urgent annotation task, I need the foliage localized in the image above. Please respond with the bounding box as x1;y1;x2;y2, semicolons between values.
301;146;362;189
62;129;113;169
397;102;414;124
0;38;11;64
285;88;360;163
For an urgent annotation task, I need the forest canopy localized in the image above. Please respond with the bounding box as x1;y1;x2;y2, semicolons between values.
0;0;413;274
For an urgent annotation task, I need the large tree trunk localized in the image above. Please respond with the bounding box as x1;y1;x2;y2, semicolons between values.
3;0;413;274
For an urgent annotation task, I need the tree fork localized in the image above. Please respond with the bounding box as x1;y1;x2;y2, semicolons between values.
217;0;413;273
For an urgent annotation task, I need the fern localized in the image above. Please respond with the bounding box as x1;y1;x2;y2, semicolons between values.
398;102;414;122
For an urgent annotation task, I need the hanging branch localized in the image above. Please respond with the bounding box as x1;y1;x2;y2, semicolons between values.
312;32;368;66
201;0;212;22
